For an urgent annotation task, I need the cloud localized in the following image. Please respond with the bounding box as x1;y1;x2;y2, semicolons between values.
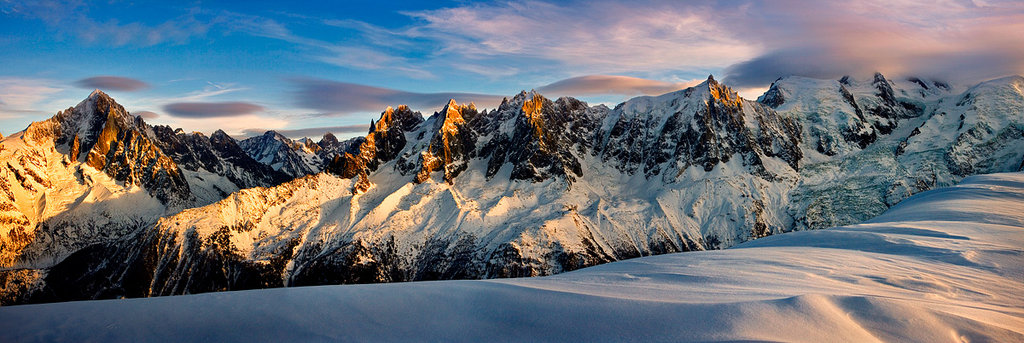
400;1;758;75
1;1;216;46
220;1;758;80
240;125;369;139
163;102;264;118
722;0;1024;87
226;13;435;79
75;76;150;92
291;78;505;115
134;111;159;119
0;77;63;118
312;0;1024;89
537;75;700;97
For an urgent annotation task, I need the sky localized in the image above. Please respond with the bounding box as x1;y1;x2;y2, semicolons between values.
1;0;1022;139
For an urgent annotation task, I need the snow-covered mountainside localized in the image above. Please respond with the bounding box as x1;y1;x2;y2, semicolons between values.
0;91;289;271
3;74;1021;305
3;172;1021;342
768;74;1024;230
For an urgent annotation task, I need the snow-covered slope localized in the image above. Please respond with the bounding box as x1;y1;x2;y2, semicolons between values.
771;74;1024;230
2;172;1021;342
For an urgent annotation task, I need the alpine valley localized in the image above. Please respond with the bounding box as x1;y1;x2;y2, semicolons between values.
1;73;1022;305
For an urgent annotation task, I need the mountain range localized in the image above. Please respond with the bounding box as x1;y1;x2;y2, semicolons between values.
1;73;1022;305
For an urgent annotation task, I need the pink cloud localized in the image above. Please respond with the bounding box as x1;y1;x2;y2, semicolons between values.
537;75;700;97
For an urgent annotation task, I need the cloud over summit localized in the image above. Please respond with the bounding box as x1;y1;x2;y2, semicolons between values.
75;76;150;92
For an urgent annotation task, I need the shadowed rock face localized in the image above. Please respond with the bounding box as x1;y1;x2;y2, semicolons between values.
478;92;599;182
325;105;424;191
85;111;190;205
760;73;926;156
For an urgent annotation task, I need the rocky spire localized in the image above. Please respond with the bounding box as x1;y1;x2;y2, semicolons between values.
415;99;476;183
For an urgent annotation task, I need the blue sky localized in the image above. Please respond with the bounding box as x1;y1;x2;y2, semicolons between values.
1;0;1022;139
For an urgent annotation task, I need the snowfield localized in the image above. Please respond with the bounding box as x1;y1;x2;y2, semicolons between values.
2;173;1022;342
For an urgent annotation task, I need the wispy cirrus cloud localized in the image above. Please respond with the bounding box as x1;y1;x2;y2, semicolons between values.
226;13;435;79
314;0;1024;89
75;76;150;92
291;78;505;115
0;77;63;118
400;1;758;75
163;102;264;118
1;0;216;46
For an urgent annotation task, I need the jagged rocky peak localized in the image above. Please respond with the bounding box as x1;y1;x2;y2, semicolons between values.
327;105;425;191
296;137;321;154
756;72;935;156
315;132;358;161
236;130;326;178
24;89;132;158
414;99;479;183
372;105;424;133
758;77;787;108
472;90;599;183
704;74;744;108
210;129;234;144
319;132;339;147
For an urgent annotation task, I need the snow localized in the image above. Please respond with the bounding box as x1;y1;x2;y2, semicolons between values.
0;131;168;268
2;172;1022;342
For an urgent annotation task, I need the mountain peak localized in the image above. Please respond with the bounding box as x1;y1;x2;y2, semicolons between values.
211;129;230;139
23;90;137;149
438;99;466;132
320;132;338;145
260;130;288;141
76;89;115;110
371;104;424;134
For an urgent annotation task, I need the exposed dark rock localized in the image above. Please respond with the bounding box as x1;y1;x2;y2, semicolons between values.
325;106;424;191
